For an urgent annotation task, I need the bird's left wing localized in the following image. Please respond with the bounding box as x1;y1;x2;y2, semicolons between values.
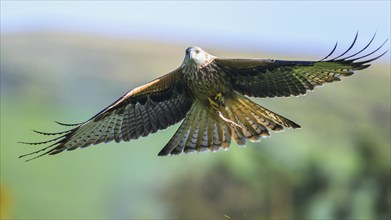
214;34;388;98
20;68;192;161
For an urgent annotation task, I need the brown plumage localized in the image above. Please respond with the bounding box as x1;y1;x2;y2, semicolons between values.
20;33;388;161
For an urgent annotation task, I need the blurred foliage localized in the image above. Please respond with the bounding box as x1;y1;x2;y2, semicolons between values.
1;32;390;219
0;186;12;219
160;136;390;219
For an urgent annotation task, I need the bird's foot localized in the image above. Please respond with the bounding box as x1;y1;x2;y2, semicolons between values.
208;92;224;111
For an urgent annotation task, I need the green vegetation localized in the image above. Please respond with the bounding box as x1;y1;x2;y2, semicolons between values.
1;32;390;219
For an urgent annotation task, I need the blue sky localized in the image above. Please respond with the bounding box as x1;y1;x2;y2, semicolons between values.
1;1;390;60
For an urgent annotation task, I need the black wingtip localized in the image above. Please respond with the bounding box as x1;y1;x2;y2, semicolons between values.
19;142;58;162
320;41;338;61
343;32;377;60
19;126;75;161
329;31;359;61
32;129;70;136
346;38;388;63
55;121;83;126
157;150;168;156
354;49;389;66
321;32;388;65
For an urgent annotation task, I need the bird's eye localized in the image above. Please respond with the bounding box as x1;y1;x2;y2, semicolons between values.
195;49;200;54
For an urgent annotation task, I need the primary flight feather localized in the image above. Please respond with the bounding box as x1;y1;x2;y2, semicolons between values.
20;33;388;161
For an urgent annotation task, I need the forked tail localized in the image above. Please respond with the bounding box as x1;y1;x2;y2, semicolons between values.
158;93;300;156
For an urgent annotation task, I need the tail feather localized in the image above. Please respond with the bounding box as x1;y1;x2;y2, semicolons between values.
220;106;246;145
223;97;269;144
158;101;232;156
230;101;264;137
195;105;208;149
158;93;300;156
236;94;300;129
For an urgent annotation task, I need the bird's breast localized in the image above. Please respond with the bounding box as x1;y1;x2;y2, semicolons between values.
182;63;232;102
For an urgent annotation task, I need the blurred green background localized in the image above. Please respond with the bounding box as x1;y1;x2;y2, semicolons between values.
1;1;390;220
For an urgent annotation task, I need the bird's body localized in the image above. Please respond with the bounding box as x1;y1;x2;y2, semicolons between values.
20;34;388;161
182;47;230;101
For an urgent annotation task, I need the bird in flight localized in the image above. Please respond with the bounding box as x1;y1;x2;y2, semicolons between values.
20;33;387;161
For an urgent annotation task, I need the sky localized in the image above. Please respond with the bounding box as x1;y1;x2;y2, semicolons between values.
1;1;390;60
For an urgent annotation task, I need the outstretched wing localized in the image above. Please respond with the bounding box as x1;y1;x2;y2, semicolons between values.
20;68;192;161
215;33;388;98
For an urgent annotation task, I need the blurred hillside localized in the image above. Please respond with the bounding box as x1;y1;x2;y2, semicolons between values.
1;32;390;219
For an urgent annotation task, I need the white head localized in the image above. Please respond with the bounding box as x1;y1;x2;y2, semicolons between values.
182;46;214;68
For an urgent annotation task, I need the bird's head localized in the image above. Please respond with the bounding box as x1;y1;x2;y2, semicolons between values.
182;46;214;69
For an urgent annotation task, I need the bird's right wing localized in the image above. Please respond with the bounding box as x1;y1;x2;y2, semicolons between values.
20;68;193;161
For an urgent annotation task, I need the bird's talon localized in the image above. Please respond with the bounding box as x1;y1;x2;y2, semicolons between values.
208;97;219;110
215;92;222;100
209;93;224;111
